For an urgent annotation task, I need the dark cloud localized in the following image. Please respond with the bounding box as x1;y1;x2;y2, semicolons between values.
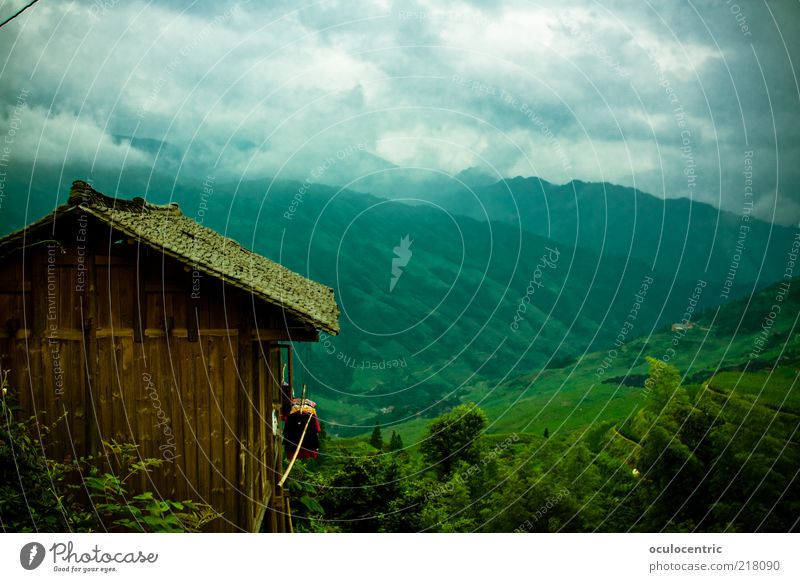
0;0;797;224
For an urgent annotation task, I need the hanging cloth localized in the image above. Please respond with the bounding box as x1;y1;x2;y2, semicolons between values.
283;397;321;460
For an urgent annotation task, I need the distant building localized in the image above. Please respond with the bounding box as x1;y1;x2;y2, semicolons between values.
671;322;696;332
0;181;339;532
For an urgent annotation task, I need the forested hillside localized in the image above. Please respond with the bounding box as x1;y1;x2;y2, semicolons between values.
283;277;799;532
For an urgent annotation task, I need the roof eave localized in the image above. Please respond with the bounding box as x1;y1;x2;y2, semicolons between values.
79;205;340;336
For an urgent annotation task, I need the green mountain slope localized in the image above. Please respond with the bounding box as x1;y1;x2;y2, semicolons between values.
202;180;722;434
2;167;795;439
449;275;800;444
435;176;797;300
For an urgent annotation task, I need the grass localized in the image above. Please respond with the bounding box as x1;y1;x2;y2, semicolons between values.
335;277;800;444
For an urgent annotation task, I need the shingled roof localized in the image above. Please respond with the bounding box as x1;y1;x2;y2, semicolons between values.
1;180;339;335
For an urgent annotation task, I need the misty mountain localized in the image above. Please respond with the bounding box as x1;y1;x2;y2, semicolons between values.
195;179;719;432
432;176;796;299
1;166;791;434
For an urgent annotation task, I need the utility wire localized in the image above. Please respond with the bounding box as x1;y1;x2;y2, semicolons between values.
0;0;41;29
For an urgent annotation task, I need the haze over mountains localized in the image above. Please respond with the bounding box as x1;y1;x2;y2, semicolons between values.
2;164;797;434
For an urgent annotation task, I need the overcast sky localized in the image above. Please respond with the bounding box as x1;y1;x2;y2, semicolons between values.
1;0;798;223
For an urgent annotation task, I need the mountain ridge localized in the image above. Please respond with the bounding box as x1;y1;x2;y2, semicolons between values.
1;165;795;435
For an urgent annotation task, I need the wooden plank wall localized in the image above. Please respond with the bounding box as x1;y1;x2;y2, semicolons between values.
0;218;304;533
134;252;245;531
253;344;283;532
94;248;253;532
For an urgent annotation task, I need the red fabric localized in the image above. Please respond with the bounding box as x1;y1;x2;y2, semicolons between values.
283;412;321;460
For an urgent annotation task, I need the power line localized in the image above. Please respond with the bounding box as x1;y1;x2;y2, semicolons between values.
0;0;41;30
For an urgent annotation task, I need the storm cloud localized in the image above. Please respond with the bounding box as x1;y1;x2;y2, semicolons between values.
0;0;798;223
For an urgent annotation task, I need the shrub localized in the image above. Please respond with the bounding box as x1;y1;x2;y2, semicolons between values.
0;372;218;532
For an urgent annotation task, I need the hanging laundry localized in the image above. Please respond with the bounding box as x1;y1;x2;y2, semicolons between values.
283;397;321;460
289;398;317;416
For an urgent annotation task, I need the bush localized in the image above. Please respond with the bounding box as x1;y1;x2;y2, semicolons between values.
0;372;218;532
420;403;488;479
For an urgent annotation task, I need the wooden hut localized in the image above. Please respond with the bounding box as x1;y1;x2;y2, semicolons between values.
0;180;339;532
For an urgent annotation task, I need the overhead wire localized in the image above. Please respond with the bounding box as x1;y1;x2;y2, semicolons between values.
0;0;42;30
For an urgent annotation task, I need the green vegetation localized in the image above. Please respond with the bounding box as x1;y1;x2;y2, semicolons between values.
288;276;799;530
279;276;800;532
420;403;487;479
290;355;798;532
5;171;793;435
207;180;738;432
369;423;383;450
444;275;800;439
388;431;404;451
5;170;797;533
0;374;219;533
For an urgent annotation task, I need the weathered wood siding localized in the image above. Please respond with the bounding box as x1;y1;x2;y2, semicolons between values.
0;215;307;532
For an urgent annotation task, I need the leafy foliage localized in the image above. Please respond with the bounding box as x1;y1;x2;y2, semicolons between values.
627;358;800;532
0;375;219;533
309;357;800;532
281;463;329;532
369;423;383;450
388;431;403;452
317;453;411;532
80;441;220;532
1;376;76;532
420;403;487;479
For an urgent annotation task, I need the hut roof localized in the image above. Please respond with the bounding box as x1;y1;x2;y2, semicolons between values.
0;180;340;335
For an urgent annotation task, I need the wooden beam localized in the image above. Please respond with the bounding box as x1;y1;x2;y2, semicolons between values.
253;501;268;534
84;248;100;455
95;328;134;338
41;329;90;340
0;329;32;340
143;328;239;338
133;256;145;343
31;246;49;338
94;255;132;266
251;328;319;342
0;280;31;293
237;310;253;530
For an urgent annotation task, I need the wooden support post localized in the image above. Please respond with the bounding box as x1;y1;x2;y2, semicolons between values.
133;252;145;343
83;246;99;455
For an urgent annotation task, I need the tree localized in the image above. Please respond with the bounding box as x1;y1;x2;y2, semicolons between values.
369;422;383;450
420;403;488;479
626;358;800;531
543;427;550;439
418;461;478;532
388;431;403;451
318;454;406;532
632;357;703;531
